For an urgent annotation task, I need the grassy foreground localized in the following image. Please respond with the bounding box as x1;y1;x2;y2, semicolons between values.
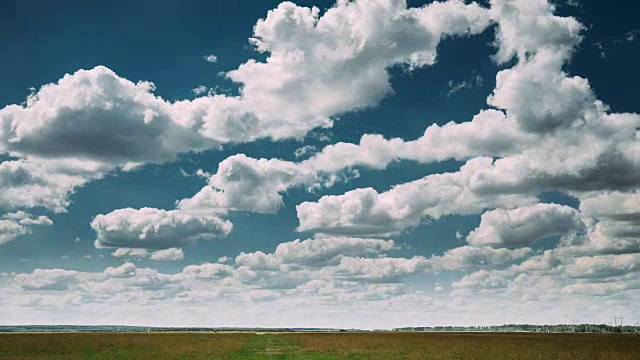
0;332;639;359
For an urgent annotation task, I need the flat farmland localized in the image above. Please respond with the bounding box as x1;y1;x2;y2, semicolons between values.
0;332;639;359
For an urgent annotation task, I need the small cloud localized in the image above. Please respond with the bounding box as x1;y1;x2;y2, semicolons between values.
178;168;211;179
444;73;483;97
112;248;149;258
308;129;333;143
593;29;639;58
455;231;465;240
204;54;218;63
75;237;81;243
593;41;606;58
625;29;639;42
179;168;190;177
294;145;317;159
434;283;444;293
195;169;212;179
218;256;229;263
84;255;92;259
565;0;580;8
192;85;208;96
150;248;184;261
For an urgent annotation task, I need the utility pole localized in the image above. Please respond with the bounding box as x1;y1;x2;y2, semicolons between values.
613;316;623;333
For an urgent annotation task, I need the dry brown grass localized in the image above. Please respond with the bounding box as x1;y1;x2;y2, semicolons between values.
283;332;640;359
0;332;251;360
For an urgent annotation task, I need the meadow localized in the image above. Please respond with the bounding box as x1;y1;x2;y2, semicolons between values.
0;332;639;359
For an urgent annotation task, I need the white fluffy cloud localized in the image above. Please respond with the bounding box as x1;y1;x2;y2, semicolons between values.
303;109;528;172
0;159;89;213
92;208;232;250
0;212;53;244
177;154;317;214
112;248;149;258
149;248;185;261
181;263;235;280
489;0;583;64
428;245;531;271
553;192;640;256
236;237;397;270
104;263;138;278
335;256;429;282
225;0;491;140
488;49;594;133
111;247;185;261
297;157;537;237
14;269;83;291
567;254;640;279
0;67;208;166
580;191;640;221
466;204;585;247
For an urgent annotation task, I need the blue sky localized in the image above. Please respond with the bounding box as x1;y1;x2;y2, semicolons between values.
0;0;639;328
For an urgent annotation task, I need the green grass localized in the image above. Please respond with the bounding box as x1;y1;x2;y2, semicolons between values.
230;333;333;359
0;332;639;359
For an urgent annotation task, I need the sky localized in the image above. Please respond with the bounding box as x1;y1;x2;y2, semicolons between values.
0;0;639;329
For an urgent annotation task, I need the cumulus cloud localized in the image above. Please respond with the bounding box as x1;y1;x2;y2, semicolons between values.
555;192;640;256
112;248;149;258
0;219;31;245
335;256;429;282
452;269;514;291
428;245;531;271
14;269;82;291
567;254;640;279
181;263;235;280
92;208;232;250
488;49;594;133
236;237;397;270
225;0;491;140
104;263;138;278
303;109;527;172
467;204;585;247
0;212;53;244
149;248;185;261
489;0;583;64
0;67;210;166
297;157;537;237
177;154;317;214
580;191;640;221
0;159;87;213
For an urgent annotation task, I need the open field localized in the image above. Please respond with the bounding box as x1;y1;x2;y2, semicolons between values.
0;332;639;359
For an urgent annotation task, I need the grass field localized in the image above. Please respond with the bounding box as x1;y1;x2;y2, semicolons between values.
0;332;638;359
